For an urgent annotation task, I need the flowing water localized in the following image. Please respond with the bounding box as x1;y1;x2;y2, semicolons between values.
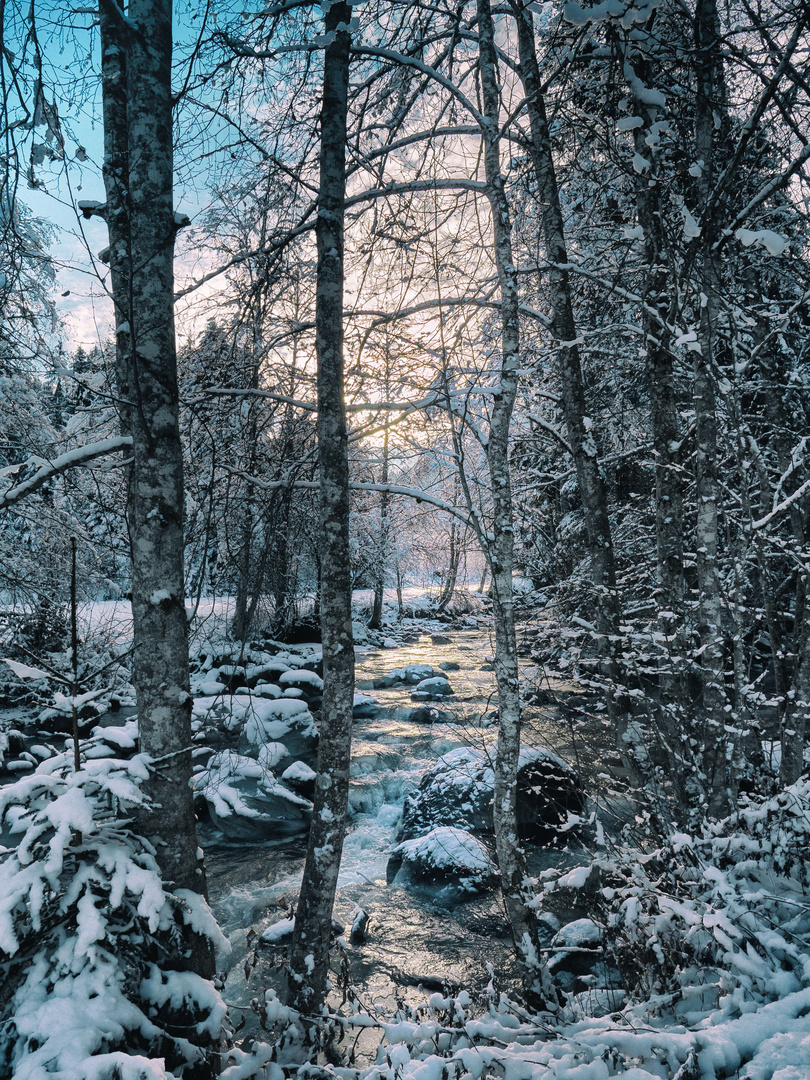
202;623;625;1022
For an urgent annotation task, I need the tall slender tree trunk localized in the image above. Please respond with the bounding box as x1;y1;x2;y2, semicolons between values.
512;3;634;777
478;0;557;1011
623;49;691;809
370;424;390;630
98;0;211;959
287;0;354;1016
693;0;731;815
758;355;809;785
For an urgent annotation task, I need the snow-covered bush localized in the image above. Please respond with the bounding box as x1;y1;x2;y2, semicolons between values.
593;779;810;1017
0;736;228;1079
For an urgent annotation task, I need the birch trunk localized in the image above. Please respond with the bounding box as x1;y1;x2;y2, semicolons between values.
98;0;211;965
287;0;354;1016
478;0;557;1010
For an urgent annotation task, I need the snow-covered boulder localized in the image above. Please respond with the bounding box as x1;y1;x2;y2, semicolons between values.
387;826;498;894
373;664;436;689
353;693;381;719
195;750;312;840
237;697;318;764
548;919;616;996
411;675;453;700
245;661;291;689
399;745;585;844
279;668;324;696
281;759;316;800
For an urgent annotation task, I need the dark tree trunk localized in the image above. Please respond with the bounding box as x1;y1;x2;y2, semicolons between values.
369;425;390;630
98;1;210;949
625;54;691;808
287;0;354;1016
512;3;634;777
693;0;732;815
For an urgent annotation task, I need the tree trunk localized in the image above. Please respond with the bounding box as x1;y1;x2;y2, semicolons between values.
625;55;691;809
98;0;210;951
287;0;354;1016
369;425;390;630
436;518;460;614
478;0;557;1011
512;3;634;778
693;0;731;815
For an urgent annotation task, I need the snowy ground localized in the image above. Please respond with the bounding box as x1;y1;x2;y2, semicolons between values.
2;594;809;1080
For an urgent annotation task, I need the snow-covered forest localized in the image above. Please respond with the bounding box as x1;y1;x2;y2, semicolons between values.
1;0;809;1076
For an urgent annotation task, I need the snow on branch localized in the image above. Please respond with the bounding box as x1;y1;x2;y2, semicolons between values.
0;437;134;511
752;475;810;532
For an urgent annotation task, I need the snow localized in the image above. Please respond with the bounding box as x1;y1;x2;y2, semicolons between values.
735;228;788;255
393;825;494;872
1;658;51;681
279;668;324;690
261;917;295;942
682;205;702;238
282;760;316;782
257;742;289;770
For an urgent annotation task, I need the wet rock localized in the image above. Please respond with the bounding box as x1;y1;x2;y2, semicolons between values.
411;676;453;701
402;705;455;724
218;664;248;692
350;908;370;943
387;826;498;894
431;634;453;645
261;915;344;945
549;919;619;996
526;688;557;707
438;661;460;672
399;745;585;844
374;664;437;689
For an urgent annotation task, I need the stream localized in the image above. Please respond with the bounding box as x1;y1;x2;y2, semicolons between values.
202;623;628;1021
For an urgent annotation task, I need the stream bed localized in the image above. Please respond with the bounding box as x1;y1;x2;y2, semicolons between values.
202;624;626;1019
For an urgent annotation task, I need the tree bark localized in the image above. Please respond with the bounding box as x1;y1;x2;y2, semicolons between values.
511;3;634;778
624;51;691;809
478;0;557;1011
287;0;354;1016
370;424;390;630
98;1;211;955
693;0;731;815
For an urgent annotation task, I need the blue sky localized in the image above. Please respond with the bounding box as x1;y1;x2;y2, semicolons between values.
14;1;225;351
